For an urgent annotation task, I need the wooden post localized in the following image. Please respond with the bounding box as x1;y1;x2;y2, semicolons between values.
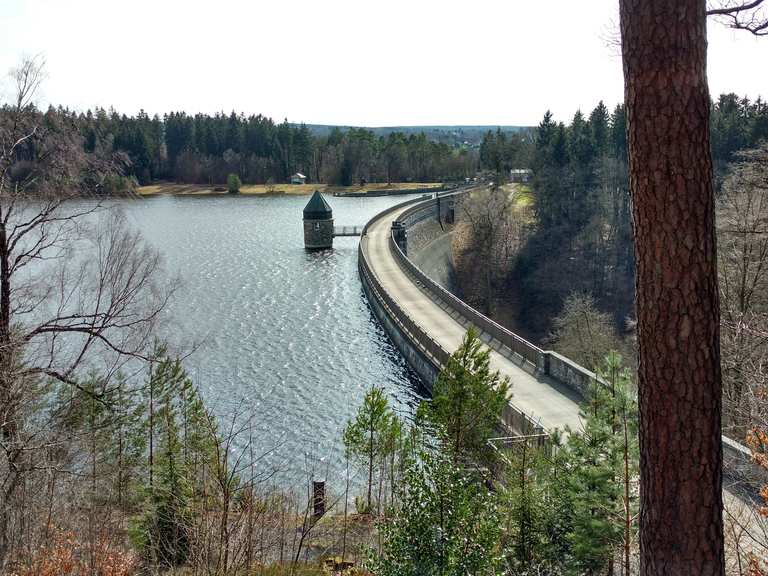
312;481;325;520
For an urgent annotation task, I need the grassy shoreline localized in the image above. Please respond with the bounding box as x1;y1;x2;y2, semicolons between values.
137;181;444;197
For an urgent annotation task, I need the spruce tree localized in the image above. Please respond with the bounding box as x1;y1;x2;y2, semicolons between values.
368;448;501;576
59;373;147;509
559;352;638;575
343;386;398;512
130;344;218;567
589;101;610;157
227;173;241;194
422;327;510;467
500;439;554;572
136;402;191;568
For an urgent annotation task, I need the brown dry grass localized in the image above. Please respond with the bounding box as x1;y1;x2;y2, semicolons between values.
137;182;443;197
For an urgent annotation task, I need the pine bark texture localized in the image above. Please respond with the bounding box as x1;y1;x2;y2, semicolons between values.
619;1;725;574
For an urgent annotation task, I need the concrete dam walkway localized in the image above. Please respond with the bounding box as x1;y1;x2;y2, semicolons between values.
360;197;583;434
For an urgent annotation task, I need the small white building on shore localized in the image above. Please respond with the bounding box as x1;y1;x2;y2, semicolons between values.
291;172;307;184
509;169;533;183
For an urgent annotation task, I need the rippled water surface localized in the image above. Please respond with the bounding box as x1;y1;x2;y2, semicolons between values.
121;193;426;486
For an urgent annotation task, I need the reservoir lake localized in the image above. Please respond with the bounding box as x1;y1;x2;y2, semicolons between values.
122;193;427;487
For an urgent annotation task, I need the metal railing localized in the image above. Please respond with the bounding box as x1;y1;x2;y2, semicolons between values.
333;225;363;237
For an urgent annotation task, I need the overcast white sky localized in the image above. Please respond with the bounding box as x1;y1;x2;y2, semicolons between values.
1;0;766;126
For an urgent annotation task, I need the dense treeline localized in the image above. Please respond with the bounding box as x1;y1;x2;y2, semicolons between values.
462;102;635;342
467;93;768;343
478;127;534;174
477;92;768;183
711;93;768;177
518;102;635;340
464;95;768;446
73;108;477;186
5;93;763;195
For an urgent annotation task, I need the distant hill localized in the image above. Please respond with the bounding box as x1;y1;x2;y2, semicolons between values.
298;124;533;147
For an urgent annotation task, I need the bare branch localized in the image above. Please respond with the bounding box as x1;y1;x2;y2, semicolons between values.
9;55;46;112
708;0;768;35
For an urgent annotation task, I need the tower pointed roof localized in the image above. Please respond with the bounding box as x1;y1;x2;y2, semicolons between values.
303;190;333;219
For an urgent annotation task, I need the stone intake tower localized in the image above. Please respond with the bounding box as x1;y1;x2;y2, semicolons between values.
303;190;334;250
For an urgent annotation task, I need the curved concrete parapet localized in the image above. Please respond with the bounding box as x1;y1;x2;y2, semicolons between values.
358;190;764;493
358;189;581;437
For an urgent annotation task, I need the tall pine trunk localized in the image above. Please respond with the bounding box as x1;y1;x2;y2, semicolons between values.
619;1;724;574
368;419;374;511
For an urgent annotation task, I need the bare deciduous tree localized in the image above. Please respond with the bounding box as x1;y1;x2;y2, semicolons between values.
717;144;768;439
0;56;176;568
461;184;531;317
548;291;626;371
